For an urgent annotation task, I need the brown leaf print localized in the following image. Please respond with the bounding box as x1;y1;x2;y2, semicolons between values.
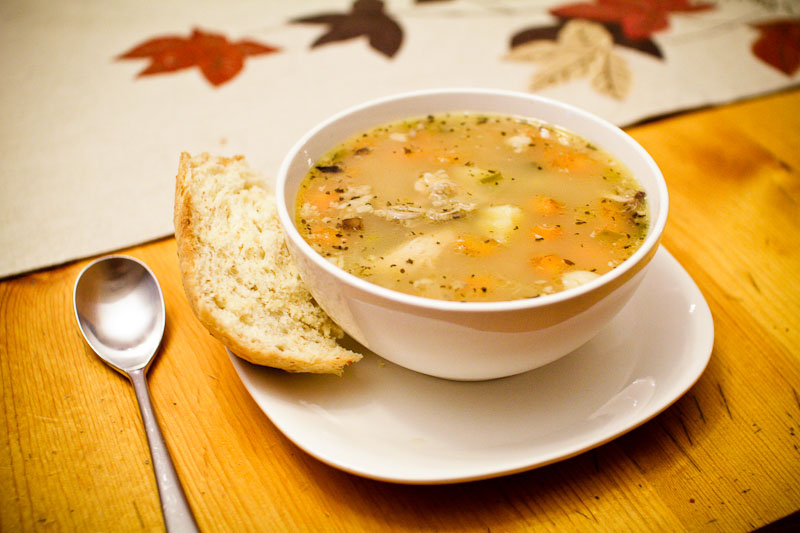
118;28;280;87
506;20;631;100
512;17;664;59
293;0;403;58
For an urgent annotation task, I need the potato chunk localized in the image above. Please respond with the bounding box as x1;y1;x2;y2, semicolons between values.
476;205;522;244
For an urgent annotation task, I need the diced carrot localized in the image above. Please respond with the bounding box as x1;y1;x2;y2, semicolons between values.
545;145;601;174
304;188;337;215
530;195;564;216
463;274;497;296
454;235;499;256
599;202;626;233
307;226;343;248
531;224;563;241
530;254;567;277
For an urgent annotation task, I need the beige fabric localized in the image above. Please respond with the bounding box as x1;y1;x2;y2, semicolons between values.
1;0;797;277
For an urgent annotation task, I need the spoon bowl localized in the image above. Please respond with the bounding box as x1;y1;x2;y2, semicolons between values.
74;255;165;373
74;255;198;532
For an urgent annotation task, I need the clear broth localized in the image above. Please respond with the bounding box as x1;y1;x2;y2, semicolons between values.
295;112;648;302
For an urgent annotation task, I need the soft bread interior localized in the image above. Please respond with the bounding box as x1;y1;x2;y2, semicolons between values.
174;152;361;375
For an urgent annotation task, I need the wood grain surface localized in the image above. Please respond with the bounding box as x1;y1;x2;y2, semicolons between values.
2;89;799;532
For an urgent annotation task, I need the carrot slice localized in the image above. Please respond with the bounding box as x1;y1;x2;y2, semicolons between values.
463;274;497;296
530;195;564;216
545;145;601;174
531;224;563;241
304;188;337;215
599;202;627;233
530;254;567;278
454;235;499;256
307;226;343;248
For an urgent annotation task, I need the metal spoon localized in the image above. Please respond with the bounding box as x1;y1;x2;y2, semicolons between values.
74;255;199;533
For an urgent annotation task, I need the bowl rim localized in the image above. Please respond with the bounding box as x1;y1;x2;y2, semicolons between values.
276;87;669;313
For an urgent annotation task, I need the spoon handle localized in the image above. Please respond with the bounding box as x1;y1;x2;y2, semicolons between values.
129;368;200;533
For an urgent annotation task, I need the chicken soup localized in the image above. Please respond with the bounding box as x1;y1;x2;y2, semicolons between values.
294;112;648;302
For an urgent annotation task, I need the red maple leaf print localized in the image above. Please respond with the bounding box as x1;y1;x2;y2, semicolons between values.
751;19;800;76
118;28;280;86
551;0;714;41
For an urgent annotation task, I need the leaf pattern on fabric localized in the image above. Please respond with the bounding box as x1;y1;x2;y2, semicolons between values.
293;0;403;58
118;28;279;87
751;18;800;76
551;0;714;41
506;20;631;100
512;17;663;59
591;50;631;99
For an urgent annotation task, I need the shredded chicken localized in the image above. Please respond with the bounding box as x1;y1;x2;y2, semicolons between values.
415;170;458;206
603;188;647;217
384;169;476;222
373;204;425;220
331;185;377;216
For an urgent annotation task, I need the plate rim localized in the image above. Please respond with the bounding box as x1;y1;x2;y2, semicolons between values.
228;246;714;484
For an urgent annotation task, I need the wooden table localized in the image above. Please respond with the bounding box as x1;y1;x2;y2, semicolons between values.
3;89;799;532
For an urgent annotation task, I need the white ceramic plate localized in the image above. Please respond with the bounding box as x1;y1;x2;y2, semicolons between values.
229;247;713;484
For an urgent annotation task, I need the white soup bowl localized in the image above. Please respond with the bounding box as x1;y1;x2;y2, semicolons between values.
276;88;668;380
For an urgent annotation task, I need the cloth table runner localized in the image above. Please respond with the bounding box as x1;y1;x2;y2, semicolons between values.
1;0;798;278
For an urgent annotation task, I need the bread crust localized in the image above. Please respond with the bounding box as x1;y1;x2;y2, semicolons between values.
174;152;361;375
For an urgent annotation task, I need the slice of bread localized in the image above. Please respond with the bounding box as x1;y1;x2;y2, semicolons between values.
174;152;361;375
